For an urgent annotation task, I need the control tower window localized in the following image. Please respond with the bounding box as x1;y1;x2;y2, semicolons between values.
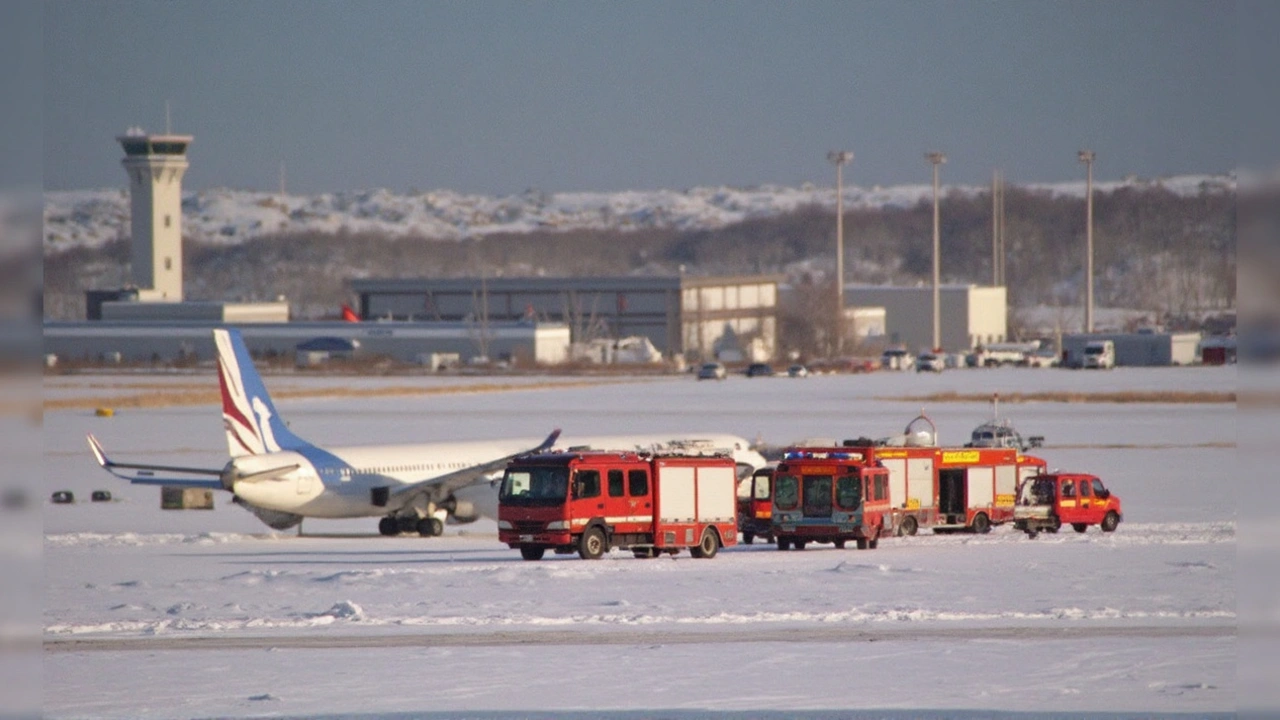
122;140;149;156
152;142;187;155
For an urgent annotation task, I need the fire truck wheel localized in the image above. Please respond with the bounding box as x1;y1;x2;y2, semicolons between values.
378;517;399;536
1048;517;1061;533
868;536;879;549
834;539;846;549
856;538;868;550
776;538;791;551
691;528;720;559
972;513;991;534
578;527;607;560
1101;511;1120;532
900;516;918;536
793;540;807;551
1072;523;1089;533
520;546;546;561
742;532;754;545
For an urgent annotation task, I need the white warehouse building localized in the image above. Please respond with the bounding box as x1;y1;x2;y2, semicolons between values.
843;284;1007;353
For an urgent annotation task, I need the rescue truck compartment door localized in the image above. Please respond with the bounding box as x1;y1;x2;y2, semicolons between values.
967;467;995;508
995;464;1017;505
883;458;907;508
938;469;966;516
908;457;934;509
696;465;736;522
657;465;696;522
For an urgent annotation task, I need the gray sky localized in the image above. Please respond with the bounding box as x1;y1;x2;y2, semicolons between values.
43;1;1242;195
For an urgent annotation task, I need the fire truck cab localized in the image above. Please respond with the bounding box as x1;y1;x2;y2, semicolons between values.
1013;473;1123;538
498;451;738;560
737;465;775;544
770;448;890;550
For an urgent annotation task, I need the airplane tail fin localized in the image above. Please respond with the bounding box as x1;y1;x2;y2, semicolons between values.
214;328;310;456
341;304;360;322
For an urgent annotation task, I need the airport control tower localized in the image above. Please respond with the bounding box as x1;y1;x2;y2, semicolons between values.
117;128;192;301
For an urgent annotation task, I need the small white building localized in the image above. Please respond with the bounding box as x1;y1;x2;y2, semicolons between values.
843;284;1007;353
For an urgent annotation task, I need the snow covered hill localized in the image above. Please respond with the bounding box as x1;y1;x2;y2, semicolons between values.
43;174;1233;253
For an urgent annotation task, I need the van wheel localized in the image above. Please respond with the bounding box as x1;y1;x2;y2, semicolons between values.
578;527;607;560
690;528;720;559
520;546;545;561
856;538;868;550
900;516;918;536
1072;523;1088;533
971;513;991;534
834;539;846;549
793;540;807;551
742;532;754;545
1101;511;1120;532
776;537;791;551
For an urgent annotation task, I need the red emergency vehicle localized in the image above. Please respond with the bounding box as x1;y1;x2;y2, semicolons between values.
1013;472;1123;537
737;465;775;544
498;451;739;560
856;444;1047;535
769;448;891;550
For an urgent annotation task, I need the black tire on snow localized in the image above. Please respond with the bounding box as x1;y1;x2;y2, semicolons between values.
776;537;791;551
742;532;754;545
690;528;720;559
1101;511;1120;532
901;516;918;536
378;517;399;536
1072;523;1089;533
520;546;546;561
972;513;991;534
856;538;868;550
578;527;607;560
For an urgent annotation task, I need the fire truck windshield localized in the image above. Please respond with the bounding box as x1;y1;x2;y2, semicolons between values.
499;467;570;506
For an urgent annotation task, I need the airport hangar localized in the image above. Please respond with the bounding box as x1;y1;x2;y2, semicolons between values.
350;275;782;361
44;318;572;366
842;284;1009;353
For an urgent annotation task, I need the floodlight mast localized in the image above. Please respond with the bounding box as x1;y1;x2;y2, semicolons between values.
1078;150;1096;333
827;150;854;354
926;152;947;352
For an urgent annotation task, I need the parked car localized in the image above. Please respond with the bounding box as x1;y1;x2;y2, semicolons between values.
697;362;727;380
787;364;809;378
916;353;944;373
881;347;915;371
745;363;775;378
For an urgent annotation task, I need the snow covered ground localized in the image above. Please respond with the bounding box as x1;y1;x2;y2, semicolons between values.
43;173;1234;252
41;366;1243;718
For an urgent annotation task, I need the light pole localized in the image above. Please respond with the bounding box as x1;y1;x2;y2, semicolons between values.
927;152;947;352
1078;150;1095;333
828;150;853;354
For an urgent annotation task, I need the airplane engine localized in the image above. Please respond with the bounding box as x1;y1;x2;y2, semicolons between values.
233;497;304;530
441;496;479;525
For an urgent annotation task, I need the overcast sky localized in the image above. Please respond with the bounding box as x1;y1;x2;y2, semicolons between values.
42;1;1247;195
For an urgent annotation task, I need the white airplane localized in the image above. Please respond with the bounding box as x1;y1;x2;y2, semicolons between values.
88;328;765;536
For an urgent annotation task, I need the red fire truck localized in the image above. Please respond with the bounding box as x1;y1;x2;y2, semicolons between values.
737;465;775;544
861;444;1047;535
498;451;739;560
769;448;891;550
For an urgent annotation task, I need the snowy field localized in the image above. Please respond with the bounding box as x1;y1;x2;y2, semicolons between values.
41;366;1243;718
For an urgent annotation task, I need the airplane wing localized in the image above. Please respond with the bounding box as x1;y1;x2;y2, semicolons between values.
87;434;227;490
387;428;560;506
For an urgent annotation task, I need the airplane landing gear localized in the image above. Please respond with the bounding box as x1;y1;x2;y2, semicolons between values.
378;517;399;536
416;517;444;537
